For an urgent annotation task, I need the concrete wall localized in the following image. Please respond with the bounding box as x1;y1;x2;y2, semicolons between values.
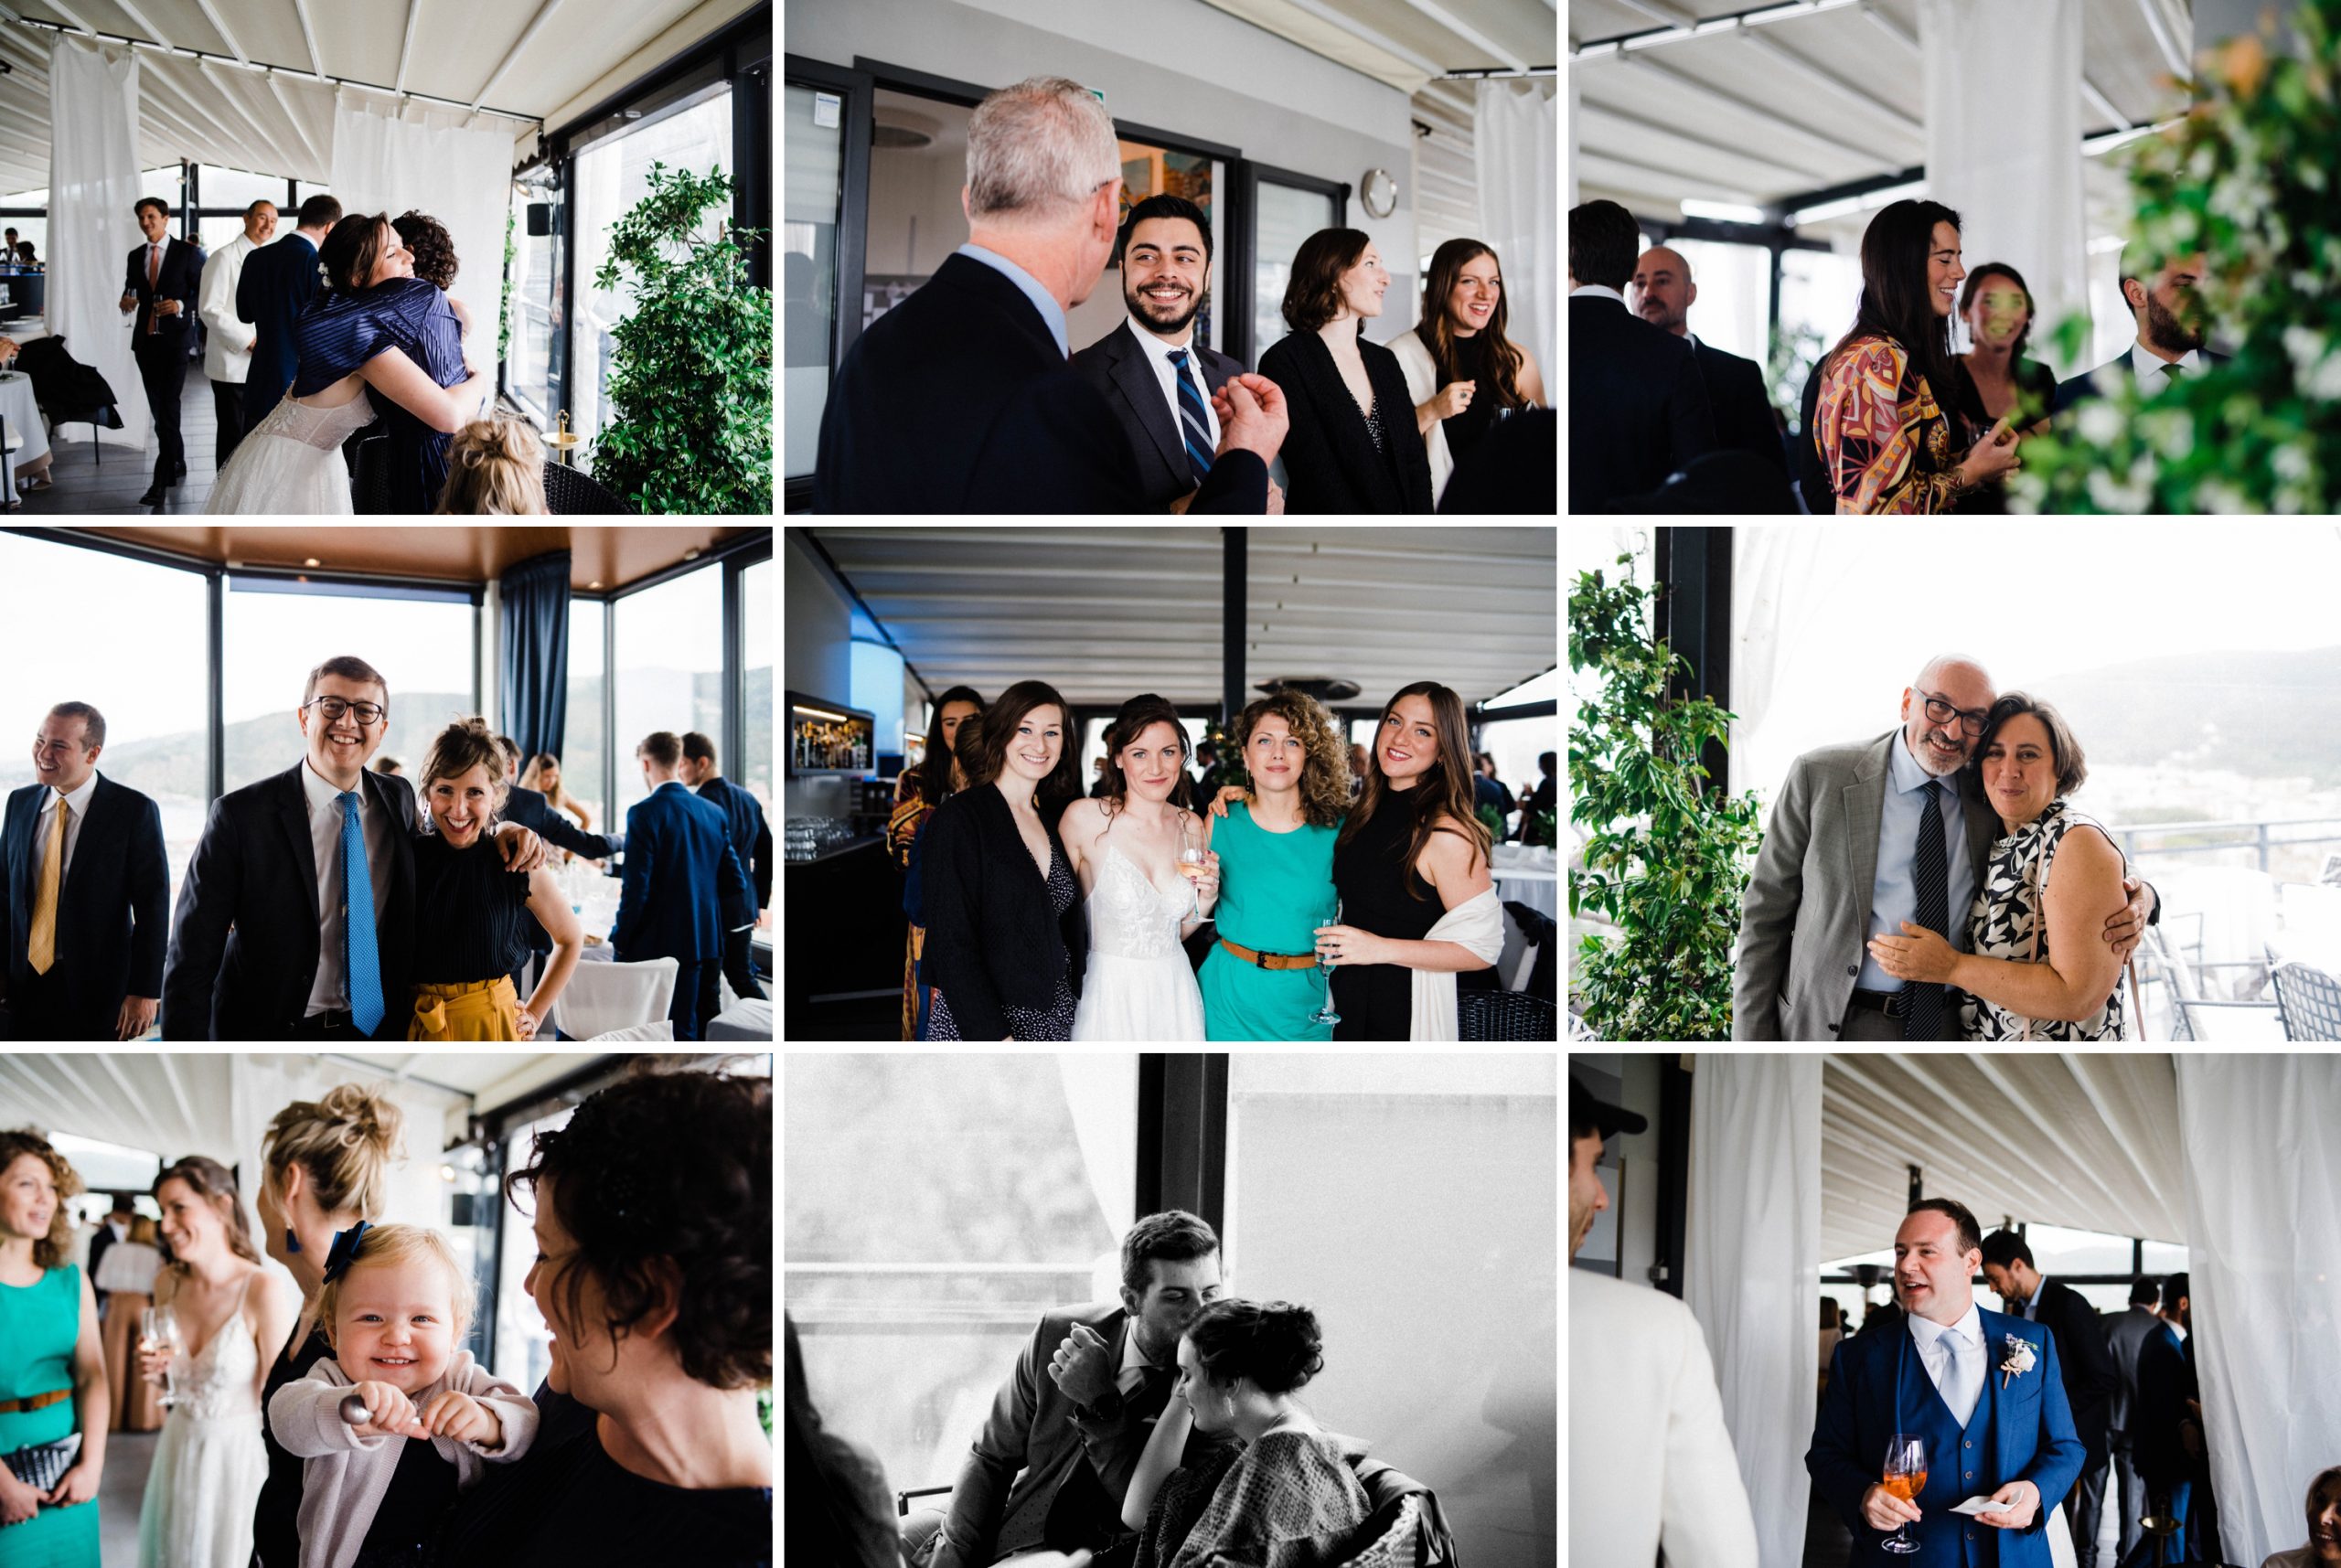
790;0;1424;346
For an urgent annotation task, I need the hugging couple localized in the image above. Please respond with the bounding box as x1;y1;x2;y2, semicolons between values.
1735;654;2159;1042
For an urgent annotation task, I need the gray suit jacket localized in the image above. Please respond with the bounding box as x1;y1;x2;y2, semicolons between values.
1070;321;1245;512
1732;730;1999;1041
2103;1303;2163;1444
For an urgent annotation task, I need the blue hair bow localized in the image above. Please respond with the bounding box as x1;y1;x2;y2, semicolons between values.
323;1221;372;1285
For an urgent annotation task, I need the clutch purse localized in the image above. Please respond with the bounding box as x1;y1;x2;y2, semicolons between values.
1;1432;80;1496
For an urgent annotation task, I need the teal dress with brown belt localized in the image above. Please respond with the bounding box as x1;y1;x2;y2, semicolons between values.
0;1264;100;1567
1198;801;1340;1041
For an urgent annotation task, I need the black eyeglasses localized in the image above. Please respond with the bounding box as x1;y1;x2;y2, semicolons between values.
304;697;386;725
1917;689;1989;737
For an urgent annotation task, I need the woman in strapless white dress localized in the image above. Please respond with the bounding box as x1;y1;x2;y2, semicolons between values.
1064;696;1219;1041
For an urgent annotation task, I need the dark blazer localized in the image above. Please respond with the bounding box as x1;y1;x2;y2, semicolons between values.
1569;293;1716;513
500;784;617;958
2102;1304;2162;1442
608;781;754;966
161;762;419;1040
1692;336;1786;475
814;252;1267;514
694;774;772;915
2025;1278;2120;1457
920;784;1087;1041
1256;329;1434;514
237;232;322;424
2051;347;2230;414
88;1223;121;1294
1069;322;1247;510
1;774;168;1038
123;238;202;347
2131;1322;2198;1485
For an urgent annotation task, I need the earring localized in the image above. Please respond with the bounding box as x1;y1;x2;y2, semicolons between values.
284;1227;302;1254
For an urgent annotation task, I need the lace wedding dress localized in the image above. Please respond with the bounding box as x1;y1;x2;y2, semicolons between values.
205;389;377;515
138;1275;267;1568
1071;844;1207;1041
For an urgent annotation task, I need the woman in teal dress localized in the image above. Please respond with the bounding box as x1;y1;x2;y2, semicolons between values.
1199;692;1352;1040
0;1130;107;1568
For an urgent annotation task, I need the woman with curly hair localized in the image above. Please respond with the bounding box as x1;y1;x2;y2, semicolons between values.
434;1068;771;1566
0;1129;107;1565
385;209;475;513
1196;690;1350;1040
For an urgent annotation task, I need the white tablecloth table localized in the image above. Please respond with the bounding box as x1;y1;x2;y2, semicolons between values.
0;369;48;490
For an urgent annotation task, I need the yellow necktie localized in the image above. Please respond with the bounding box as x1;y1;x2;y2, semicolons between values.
27;792;65;975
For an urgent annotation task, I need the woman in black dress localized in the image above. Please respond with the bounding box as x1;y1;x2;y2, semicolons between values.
1256;229;1435;513
1315;682;1496;1040
918;679;1087;1041
431;1071;771;1567
251;1085;404;1568
1403;238;1547;479
1950;261;2059;515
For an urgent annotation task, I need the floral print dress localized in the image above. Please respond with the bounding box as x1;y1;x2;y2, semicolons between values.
1816;335;1967;514
1960;797;2129;1040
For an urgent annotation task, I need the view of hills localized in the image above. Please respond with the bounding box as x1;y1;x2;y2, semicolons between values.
2029;645;2341;788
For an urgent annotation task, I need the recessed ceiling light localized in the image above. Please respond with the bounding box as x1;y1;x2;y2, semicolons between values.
304;557;321;567
684;548;700;560
588;580;604;589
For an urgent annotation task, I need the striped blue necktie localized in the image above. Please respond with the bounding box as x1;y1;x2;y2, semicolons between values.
1166;347;1214;486
338;791;385;1036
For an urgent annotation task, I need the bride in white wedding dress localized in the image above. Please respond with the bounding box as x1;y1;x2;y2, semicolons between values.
1064;694;1218;1041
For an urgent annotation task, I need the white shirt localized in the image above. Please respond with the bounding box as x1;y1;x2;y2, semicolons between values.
2018;1273;2048;1320
33;770;101;902
1908;1299;1986;1426
299;758;396;1019
1123;316;1223;452
1115;1317;1166;1398
2130;341;2203;382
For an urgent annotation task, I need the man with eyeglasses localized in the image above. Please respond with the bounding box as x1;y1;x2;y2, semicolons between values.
1735;653;2156;1040
161;654;545;1040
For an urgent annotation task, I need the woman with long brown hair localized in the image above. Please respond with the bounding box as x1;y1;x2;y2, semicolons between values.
1390;238;1547;504
919;679;1087;1040
517;752;593;832
1318;682;1502;1040
1060;693;1219;1040
0;1129;107;1565
889;686;985;1039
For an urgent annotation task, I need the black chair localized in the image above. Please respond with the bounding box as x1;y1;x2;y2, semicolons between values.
15;336;121;464
542;460;631;514
895;1483;949;1517
1502;900;1557;1001
347;428;393;514
1459;988;1558;1041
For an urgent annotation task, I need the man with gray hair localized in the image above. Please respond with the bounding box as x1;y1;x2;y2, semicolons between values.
815;75;1287;513
1733;655;2155;1040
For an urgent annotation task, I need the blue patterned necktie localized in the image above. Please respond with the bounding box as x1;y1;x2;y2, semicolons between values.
1906;779;1949;1040
338;791;384;1036
1165;347;1214;487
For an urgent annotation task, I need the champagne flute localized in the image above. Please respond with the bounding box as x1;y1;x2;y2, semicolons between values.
1309;899;1343;1029
143;1305;183;1408
1880;1433;1926;1554
1176;820;1207;922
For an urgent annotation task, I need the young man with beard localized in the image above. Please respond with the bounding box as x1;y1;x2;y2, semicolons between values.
1070;195;1281;514
1734;653;2156;1041
2052;251;2229;413
903;1211;1226;1568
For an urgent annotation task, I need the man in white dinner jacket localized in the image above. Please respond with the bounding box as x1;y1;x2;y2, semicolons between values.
1569;1074;1759;1568
198;198;276;472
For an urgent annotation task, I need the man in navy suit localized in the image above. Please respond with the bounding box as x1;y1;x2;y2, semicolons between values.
121;198;205;507
1569;200;1716;512
2127;1273;2203;1565
1809;1197;2086;1566
815;76;1286;514
1069;195;1279;514
1630;244;1786;481
238;194;341;432
610;731;754;1040
1;702;167;1040
2052;252;2228;415
679;731;769;1002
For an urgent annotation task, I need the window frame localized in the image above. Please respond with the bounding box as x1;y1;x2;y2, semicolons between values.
1230;161;1349;372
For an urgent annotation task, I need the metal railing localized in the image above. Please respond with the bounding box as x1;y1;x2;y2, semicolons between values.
2108;816;2341;878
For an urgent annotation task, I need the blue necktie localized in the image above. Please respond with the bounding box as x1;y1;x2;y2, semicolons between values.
1166;347;1214;486
338;791;384;1036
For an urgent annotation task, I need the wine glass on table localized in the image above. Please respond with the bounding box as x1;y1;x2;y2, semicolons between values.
141;1304;183;1409
1309;899;1343;1029
1880;1433;1926;1554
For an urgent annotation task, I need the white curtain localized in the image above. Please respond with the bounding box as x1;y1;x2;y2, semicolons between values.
1055;1054;1138;1301
1687;1054;1823;1568
329;96;514;365
47;38;150;453
226;1055;462;1245
1728;526;1866;805
1475;80;1557;392
1566;67;1580;208
1919;0;2088;378
2175;1055;2341;1568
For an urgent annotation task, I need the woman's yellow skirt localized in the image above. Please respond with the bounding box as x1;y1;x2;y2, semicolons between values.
409;976;524;1040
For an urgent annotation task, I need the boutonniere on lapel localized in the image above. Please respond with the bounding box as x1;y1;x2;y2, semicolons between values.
1998;1334;2037;1391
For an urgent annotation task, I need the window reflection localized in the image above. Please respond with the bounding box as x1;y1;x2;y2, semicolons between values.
565;597;607;831
612;565;722;820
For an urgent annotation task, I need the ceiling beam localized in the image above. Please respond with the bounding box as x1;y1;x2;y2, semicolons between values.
141;62;258;165
2058;1052;2180;1238
191;0;248;62
1866;1056;2114;1230
265;72;332;178
91;1053;175;1150
151;1052;198;1154
468;0;565;112
1385;0;1531;74
1614;0;1702;26
394;0;420;91
2080;76;2133;133
1577;98;1834;184
1965;1055;2155;1240
110;0;174;49
290;0;326;79
43;0;99;36
1264;0;1448;79
2133;0;2187;78
1735;29;1922;137
189;59;299;181
1606;53;1860;164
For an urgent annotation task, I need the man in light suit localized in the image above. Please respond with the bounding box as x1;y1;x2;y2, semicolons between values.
903;1210;1227;1567
2051;252;2229;415
2102;1277;2164;1564
1069;195;1283;515
608;730;754;1041
1569;1075;1758;1568
1733;654;2155;1041
1983;1231;2122;1566
197;199;275;471
120;197;205;508
1;702;167;1040
1811;1199;2087;1566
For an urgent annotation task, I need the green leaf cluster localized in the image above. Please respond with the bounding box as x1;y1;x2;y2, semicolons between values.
1569;557;1765;1042
2015;0;2341;512
499;203;516;368
588;162;775;515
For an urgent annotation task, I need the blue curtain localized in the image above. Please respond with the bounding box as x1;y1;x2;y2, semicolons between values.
499;549;572;763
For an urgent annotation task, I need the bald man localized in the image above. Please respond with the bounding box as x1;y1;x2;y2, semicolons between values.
1734;655;2157;1040
1631;246;1786;481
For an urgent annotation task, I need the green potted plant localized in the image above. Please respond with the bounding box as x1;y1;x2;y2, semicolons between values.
1570;556;1765;1041
588;163;772;514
